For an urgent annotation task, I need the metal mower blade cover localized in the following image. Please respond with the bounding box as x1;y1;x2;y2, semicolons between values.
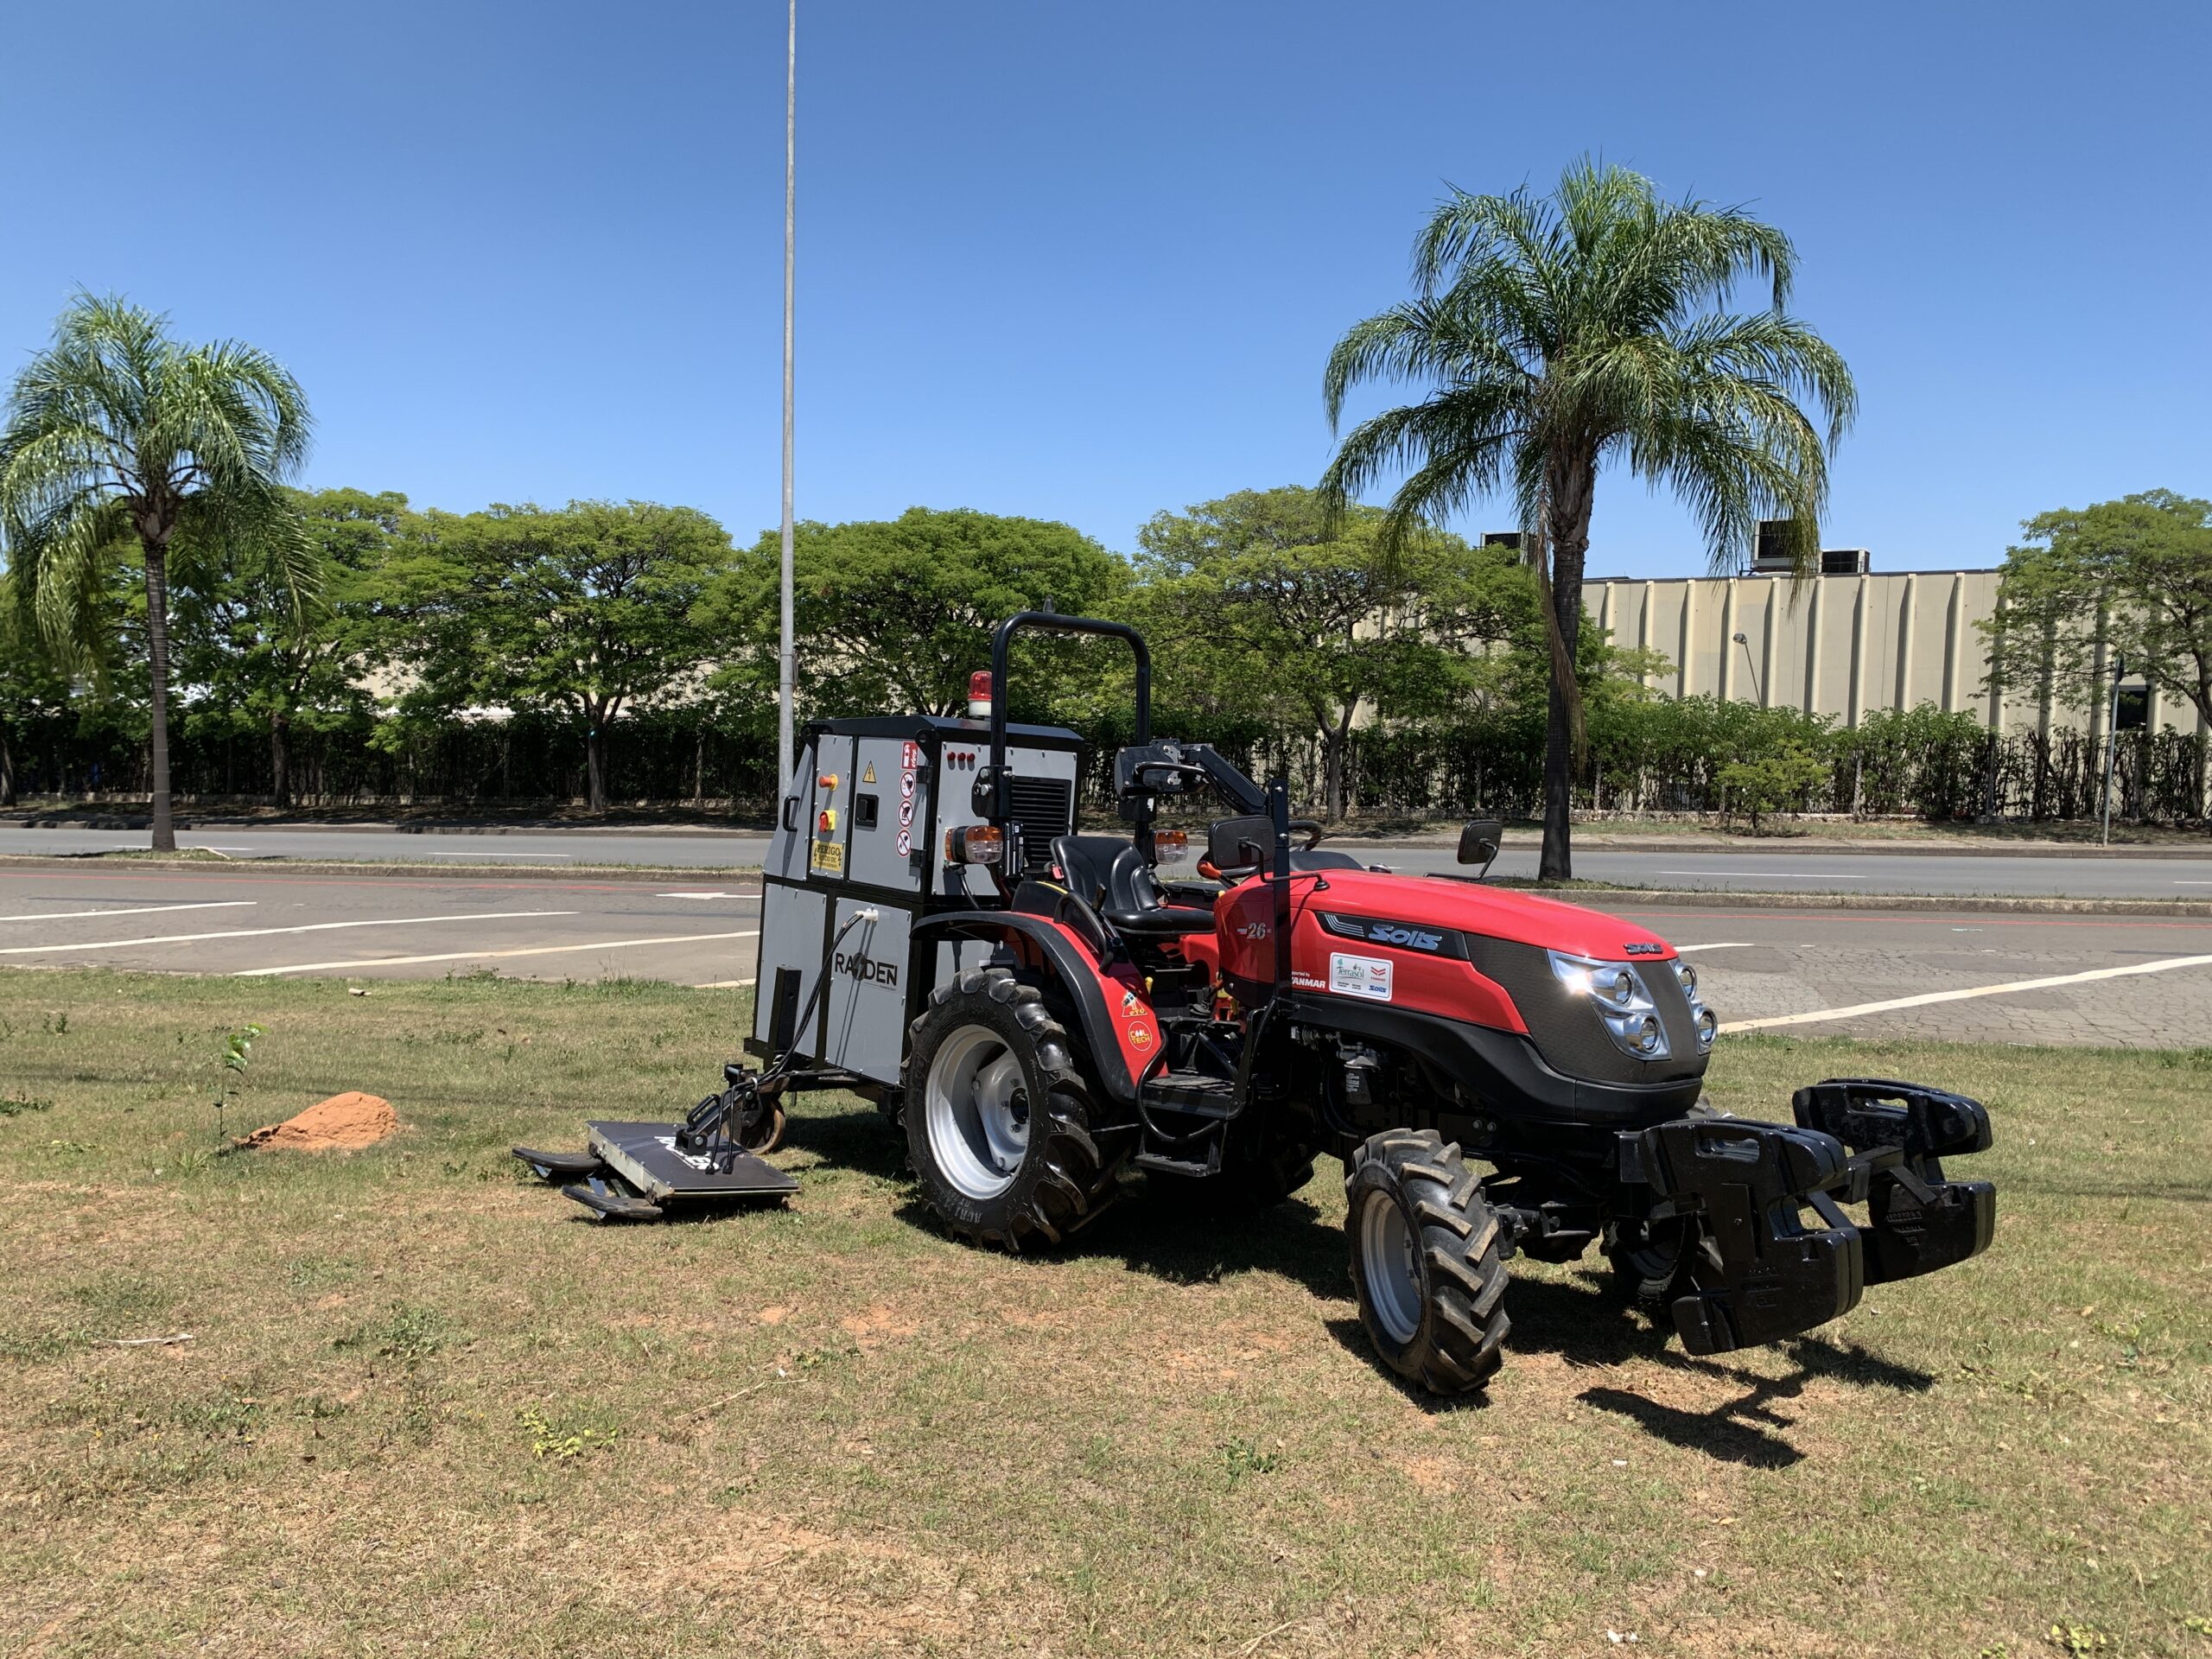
584;1121;799;1206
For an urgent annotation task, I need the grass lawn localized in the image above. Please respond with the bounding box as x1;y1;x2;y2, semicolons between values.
2;971;2207;1657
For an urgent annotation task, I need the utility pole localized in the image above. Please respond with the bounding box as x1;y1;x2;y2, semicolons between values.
2101;652;2126;847
776;0;798;792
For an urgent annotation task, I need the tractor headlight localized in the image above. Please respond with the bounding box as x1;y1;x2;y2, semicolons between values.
1675;957;1719;1050
1549;950;1670;1061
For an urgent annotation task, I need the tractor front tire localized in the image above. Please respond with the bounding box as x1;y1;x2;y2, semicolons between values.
1345;1128;1511;1393
903;968;1124;1251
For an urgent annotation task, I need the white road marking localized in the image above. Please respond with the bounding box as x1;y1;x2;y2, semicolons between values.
416;850;572;858
1673;941;1754;951
1660;869;1866;880
2178;880;2212;886
1727;952;2212;1032
0;900;257;924
237;929;763;977
659;890;742;899
694;978;758;988
0;910;576;957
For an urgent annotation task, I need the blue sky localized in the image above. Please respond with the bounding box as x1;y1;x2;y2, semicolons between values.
2;1;2204;577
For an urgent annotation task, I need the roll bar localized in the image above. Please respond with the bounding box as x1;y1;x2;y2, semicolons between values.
986;611;1151;823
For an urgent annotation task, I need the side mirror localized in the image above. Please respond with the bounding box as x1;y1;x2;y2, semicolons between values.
1206;813;1274;877
1457;817;1503;873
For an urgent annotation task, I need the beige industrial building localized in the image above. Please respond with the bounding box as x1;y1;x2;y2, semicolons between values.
1582;566;2209;742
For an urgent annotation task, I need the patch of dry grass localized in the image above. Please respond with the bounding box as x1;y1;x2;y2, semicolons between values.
1;973;2207;1656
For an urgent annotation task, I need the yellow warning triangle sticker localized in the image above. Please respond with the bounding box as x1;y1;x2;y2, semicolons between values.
861;761;877;784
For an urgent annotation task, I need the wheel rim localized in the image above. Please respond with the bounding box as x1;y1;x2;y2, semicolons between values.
925;1024;1032;1201
1358;1188;1423;1345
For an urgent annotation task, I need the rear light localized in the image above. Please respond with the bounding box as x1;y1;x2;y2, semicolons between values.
1154;830;1190;865
967;670;994;721
945;824;1003;865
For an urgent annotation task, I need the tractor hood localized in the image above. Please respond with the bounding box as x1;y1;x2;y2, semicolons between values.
1294;869;1675;963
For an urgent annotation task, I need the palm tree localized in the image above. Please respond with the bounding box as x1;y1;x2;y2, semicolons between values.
0;294;312;849
1321;160;1854;878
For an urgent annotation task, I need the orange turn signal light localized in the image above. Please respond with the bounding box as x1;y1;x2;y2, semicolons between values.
945;824;1004;865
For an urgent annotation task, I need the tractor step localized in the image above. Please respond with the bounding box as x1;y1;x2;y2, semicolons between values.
1135;1147;1223;1179
1140;1069;1241;1119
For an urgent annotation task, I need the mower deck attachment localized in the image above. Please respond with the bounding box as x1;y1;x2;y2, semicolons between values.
510;1119;798;1223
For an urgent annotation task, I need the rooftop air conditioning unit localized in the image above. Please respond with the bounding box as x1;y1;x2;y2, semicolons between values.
1751;518;1801;574
1483;531;1529;564
1821;548;1872;576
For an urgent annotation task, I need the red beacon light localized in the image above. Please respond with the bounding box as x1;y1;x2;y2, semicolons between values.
966;671;995;721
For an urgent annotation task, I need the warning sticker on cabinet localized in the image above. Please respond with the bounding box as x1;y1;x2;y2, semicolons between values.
1329;951;1393;1001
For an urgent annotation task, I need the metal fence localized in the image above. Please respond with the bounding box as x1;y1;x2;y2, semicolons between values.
6;704;2206;826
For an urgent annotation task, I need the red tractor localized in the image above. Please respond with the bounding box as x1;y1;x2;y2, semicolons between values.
541;612;1997;1395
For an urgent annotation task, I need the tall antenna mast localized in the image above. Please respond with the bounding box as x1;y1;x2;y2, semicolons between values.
776;0;798;791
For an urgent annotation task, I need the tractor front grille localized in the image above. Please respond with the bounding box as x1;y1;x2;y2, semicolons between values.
1006;774;1075;874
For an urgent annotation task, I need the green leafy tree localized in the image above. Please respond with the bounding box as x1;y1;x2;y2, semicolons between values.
1716;744;1830;834
1133;486;1526;818
0;294;312;849
0;573;74;805
1983;491;2212;732
1320;160;1854;878
173;488;403;804
696;506;1128;721
387;500;728;812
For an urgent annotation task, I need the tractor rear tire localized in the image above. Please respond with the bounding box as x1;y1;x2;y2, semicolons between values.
1344;1128;1511;1393
903;967;1125;1251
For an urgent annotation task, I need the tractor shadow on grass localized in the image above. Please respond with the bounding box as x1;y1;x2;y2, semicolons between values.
777;1096;909;1180
1083;1184;1354;1302
1510;1272;1937;1467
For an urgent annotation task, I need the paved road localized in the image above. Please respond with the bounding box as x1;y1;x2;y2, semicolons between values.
5;823;2212;898
3;862;2207;1046
0;866;763;987
1605;899;2212;1050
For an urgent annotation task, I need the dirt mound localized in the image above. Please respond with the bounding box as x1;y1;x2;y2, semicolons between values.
240;1090;398;1151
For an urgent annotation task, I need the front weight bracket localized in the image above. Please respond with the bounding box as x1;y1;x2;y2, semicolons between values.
1630;1116;1865;1357
1791;1079;1997;1286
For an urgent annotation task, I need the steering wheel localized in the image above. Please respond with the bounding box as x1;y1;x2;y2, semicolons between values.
1287;817;1326;851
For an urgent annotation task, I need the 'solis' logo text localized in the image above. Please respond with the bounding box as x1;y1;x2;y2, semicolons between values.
1367;922;1444;951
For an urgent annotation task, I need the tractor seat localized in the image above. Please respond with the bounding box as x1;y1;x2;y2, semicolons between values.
1103;845;1216;938
1046;835;1215;940
1048;835;1130;912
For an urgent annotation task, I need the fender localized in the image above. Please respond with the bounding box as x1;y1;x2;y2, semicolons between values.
912;911;1159;1104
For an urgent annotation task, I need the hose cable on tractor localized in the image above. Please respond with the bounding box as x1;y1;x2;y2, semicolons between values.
690;906;881;1161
